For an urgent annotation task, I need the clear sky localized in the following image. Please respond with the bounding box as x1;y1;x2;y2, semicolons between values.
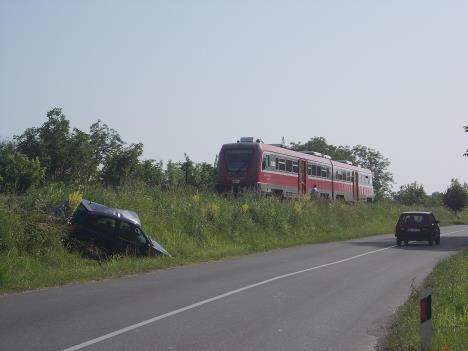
1;0;467;194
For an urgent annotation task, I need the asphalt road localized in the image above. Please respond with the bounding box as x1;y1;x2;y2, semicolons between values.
1;226;468;351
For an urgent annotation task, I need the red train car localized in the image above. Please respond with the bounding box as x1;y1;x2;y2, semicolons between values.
216;137;374;201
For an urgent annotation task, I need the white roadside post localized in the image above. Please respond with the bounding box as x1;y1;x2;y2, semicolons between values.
420;288;432;351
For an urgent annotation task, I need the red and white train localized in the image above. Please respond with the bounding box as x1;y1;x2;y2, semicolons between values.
216;137;374;201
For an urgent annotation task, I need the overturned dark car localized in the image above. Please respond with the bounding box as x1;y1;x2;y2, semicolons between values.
68;200;171;257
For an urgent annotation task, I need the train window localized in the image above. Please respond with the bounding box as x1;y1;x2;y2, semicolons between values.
346;172;351;182
225;149;254;172
307;165;312;176
286;159;293;172
336;170;343;181
363;175;371;185
278;159;286;171
311;165;317;176
321;167;328;178
264;155;271;169
275;157;279;170
292;161;298;173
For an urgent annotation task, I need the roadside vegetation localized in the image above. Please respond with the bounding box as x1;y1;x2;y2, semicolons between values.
1;183;467;293
386;248;468;351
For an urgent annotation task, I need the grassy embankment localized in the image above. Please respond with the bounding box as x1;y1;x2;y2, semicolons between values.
1;183;467;294
386;248;468;351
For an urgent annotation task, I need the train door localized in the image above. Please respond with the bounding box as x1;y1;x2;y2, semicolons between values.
298;159;307;195
353;171;359;201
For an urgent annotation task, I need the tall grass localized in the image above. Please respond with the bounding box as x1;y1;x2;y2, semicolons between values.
386;248;468;351
1;183;467;293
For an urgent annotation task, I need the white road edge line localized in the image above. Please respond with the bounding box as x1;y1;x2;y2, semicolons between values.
61;229;465;351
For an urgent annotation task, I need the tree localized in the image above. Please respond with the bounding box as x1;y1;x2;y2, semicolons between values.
192;162;217;189
89;120;125;169
351;145;394;199
393;182;427;205
101;143;144;186
135;160;164;186
165;160;185;187
291;137;355;161
443;179;468;212
15;108;93;183
0;149;45;192
14;109;141;185
180;154;195;185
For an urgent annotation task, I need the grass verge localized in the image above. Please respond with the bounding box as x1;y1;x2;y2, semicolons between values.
385;248;468;351
1;183;467;294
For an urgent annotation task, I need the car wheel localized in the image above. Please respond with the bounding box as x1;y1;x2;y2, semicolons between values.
436;236;440;245
428;238;434;246
396;238;402;246
404;240;408;246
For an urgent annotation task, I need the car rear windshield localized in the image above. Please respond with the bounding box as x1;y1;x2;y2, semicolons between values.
399;214;429;225
224;149;254;172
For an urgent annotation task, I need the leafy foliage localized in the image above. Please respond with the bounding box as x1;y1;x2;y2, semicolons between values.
291;137;394;199
351;145;394;199
101;143;144;186
290;137;354;161
0;142;45;192
443;179;468;212
393;182;428;205
7;108;217;191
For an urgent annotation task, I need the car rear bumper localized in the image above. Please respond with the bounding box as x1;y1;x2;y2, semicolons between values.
395;232;437;241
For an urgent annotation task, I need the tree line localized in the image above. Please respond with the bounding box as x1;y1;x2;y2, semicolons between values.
0;108;216;192
0;108;467;212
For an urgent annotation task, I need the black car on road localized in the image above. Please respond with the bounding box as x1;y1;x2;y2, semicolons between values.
395;211;440;246
68;200;170;257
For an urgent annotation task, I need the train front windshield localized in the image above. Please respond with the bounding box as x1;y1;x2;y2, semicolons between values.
224;149;254;172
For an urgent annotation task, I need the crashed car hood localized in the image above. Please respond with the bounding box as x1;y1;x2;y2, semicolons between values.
148;237;171;257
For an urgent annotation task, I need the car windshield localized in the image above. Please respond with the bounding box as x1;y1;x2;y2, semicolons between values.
224;149;254;172
399;214;428;225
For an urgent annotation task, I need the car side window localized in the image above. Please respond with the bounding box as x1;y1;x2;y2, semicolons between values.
119;222;146;245
88;216;117;235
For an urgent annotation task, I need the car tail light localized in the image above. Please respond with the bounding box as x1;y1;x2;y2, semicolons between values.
398;226;406;231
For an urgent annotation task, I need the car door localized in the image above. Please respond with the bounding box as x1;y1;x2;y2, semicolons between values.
84;215;118;251
116;221;147;255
